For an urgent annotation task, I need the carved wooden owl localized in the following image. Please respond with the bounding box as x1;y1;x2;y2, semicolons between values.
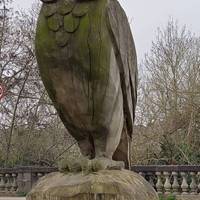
36;0;137;170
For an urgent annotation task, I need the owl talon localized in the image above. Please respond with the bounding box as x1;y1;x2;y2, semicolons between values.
59;158;81;173
91;157;125;172
59;156;92;173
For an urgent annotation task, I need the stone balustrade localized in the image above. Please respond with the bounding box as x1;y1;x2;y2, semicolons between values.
0;166;56;196
132;165;200;196
0;165;200;196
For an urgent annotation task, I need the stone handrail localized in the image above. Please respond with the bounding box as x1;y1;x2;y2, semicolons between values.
0;166;57;196
0;165;200;196
132;165;200;195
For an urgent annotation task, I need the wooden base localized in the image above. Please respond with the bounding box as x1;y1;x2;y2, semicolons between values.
27;170;158;200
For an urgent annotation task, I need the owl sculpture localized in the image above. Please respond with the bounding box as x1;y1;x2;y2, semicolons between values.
36;0;138;171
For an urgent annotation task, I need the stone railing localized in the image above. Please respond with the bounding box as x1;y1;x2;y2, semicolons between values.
0;166;57;196
132;165;200;196
1;165;200;196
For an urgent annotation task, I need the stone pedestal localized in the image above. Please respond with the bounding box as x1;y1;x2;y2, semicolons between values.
26;170;159;200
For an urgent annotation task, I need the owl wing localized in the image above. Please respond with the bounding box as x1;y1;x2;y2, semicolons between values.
106;0;138;138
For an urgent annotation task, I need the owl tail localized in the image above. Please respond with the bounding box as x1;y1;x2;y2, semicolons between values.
113;124;131;170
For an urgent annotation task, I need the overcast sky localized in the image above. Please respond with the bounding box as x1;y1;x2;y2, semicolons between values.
13;0;200;61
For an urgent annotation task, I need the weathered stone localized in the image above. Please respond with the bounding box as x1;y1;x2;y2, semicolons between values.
27;170;159;200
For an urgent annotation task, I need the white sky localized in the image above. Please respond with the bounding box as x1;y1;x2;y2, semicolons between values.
13;0;200;61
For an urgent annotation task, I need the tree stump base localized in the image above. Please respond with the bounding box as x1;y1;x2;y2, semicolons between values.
27;170;159;200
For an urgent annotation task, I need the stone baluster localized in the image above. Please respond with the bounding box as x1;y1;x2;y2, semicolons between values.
11;173;18;192
37;173;43;180
172;172;179;195
164;172;171;194
156;172;163;194
5;173;11;192
181;172;189;194
31;173;37;187
190;172;197;194
147;172;155;188
139;172;145;178
198;172;200;195
0;173;5;192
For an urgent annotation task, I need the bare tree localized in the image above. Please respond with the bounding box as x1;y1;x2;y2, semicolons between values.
0;2;79;167
134;19;200;165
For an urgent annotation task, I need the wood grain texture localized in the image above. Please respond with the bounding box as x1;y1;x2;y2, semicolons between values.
106;0;138;138
27;170;159;200
35;0;138;169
